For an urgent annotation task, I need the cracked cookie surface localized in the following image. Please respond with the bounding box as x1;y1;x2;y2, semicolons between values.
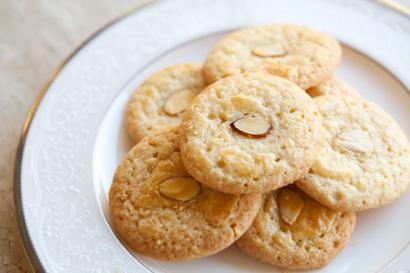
203;24;341;89
296;95;410;211
126;63;205;142
109;126;261;261
236;187;356;270
179;73;323;195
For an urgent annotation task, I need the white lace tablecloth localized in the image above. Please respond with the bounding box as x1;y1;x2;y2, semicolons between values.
0;1;141;271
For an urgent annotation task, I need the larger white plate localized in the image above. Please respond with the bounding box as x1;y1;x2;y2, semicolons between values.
15;0;410;272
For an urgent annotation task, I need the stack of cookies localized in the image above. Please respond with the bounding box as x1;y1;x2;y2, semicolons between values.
109;24;410;270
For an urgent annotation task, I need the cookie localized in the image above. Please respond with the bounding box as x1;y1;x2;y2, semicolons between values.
126;63;205;142
296;94;410;211
236;187;356;270
109;126;261;261
307;78;360;98
203;24;341;89
179;73;323;195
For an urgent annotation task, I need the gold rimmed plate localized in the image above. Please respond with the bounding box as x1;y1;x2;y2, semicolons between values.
15;0;410;272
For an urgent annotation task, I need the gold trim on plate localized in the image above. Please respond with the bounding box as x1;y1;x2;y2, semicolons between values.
377;0;410;17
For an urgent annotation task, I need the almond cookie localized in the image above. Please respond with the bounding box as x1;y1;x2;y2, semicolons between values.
236;187;356;270
109;126;261;261
307;78;361;98
126;63;205;142
203;24;341;89
179;73;323;195
296;94;410;211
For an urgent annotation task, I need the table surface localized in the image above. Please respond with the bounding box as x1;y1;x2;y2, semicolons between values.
0;1;141;271
1;0;409;272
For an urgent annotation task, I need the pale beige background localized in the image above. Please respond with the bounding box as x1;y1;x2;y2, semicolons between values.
0;0;142;271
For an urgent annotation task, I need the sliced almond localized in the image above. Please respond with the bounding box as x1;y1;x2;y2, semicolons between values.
252;46;287;58
230;116;272;138
159;177;200;201
278;188;305;226
163;89;196;116
334;129;374;153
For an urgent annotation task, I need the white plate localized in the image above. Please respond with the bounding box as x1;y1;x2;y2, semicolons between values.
15;0;410;272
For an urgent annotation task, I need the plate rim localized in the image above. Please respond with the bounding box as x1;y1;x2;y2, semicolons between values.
13;0;410;272
13;1;157;271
